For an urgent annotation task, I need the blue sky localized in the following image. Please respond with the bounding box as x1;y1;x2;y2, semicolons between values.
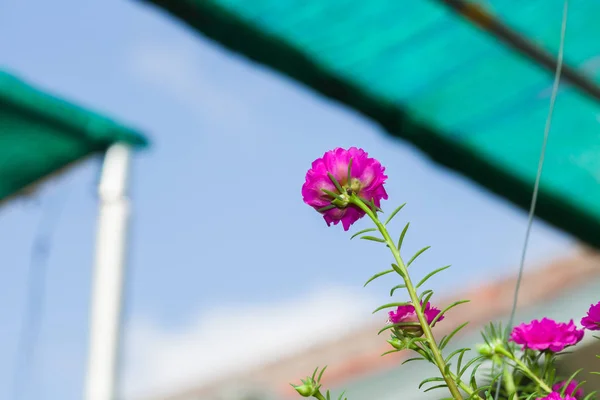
0;0;575;399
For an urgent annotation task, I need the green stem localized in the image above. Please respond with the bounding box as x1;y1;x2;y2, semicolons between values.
502;364;519;400
351;198;464;400
496;347;551;393
451;371;479;398
542;352;552;380
408;340;479;399
313;391;327;400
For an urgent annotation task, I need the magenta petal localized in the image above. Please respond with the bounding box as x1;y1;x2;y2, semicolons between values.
388;302;444;327
302;147;388;231
323;208;346;228
581;301;600;331
340;206;363;231
537;392;578;400
510;318;584;353
552;380;584;399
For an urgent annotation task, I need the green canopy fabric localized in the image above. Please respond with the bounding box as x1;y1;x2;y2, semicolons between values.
0;71;147;203
140;0;600;247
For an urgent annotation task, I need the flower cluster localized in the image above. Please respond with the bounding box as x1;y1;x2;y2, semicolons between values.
294;148;600;400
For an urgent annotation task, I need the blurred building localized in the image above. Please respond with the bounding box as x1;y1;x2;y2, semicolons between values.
155;246;600;400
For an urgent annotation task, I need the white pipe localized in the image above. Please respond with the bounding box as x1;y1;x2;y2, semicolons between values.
84;143;132;400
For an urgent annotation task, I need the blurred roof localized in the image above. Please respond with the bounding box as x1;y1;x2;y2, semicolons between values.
0;71;148;203
138;0;600;247
158;246;600;400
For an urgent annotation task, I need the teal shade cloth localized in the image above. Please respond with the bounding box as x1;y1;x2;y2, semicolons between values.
140;0;600;247
0;71;148;202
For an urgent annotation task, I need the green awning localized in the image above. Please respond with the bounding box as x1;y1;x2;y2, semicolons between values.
139;0;600;247
0;71;148;203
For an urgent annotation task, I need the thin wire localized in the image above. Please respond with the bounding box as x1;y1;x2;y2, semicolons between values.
506;0;569;338
494;1;569;398
12;189;70;400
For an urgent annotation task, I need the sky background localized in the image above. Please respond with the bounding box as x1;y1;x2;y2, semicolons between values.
0;1;576;399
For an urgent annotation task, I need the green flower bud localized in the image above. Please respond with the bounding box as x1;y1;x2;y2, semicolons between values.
477;338;506;358
477;343;494;357
387;337;406;350
291;378;319;397
330;192;350;209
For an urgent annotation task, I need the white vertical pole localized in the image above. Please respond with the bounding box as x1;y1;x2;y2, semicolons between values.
84;143;132;400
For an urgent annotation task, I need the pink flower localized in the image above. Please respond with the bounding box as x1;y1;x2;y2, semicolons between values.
552;380;583;399
537;392;577;400
581;301;600;331
302;147;388;231
388;302;444;336
510;318;584;352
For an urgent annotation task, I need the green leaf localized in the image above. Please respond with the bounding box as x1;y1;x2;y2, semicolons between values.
358;196;381;213
480;330;491;347
469;375;477;390
439;322;469;350
571;381;587;398
366;198;383;213
402;357;425;365
418;377;445;389
458;355;486;378
360;235;386;243
423;384;448;393
390;263;405;277
430;300;470;325
327;172;343;193
397;222;410;250
419;289;433;304
321;188;343;201
363;269;394;287
389;283;407;297
406;246;431;267
456;348;468;374
416;265;451;289
560;369;583;396
350;227;377;240
347;158;353;187
406;336;429;347
381;349;400;357
469;360;486;384
444;347;470;364
317;366;328;382
311;366;319;380
377;322;421;335
372;302;410;314
443;363;451;375
317;204;336;213
384;202;406;225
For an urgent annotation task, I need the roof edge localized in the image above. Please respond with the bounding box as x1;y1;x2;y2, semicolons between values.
0;70;149;149
138;0;600;248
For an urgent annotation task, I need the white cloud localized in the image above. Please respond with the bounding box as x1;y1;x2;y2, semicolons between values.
122;286;375;399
